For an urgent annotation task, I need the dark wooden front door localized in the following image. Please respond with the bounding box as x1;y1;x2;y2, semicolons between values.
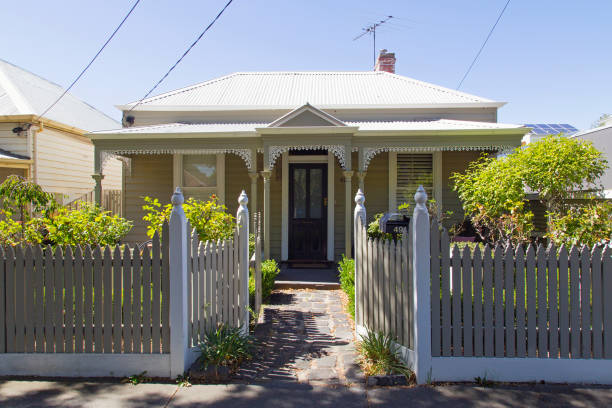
289;163;327;261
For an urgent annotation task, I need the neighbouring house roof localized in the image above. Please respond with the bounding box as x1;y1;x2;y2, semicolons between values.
523;123;578;136
90;119;526;137
569;123;612;139
0;59;119;132
0;148;29;160
118;71;504;111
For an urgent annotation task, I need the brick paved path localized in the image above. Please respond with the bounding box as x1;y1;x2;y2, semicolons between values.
235;289;364;385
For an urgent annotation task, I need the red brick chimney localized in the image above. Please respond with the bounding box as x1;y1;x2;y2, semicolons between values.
374;49;396;73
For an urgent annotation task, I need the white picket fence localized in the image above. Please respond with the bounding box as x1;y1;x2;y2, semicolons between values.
0;188;251;378
354;186;612;384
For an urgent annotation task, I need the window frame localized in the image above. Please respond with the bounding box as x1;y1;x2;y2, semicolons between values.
173;153;225;204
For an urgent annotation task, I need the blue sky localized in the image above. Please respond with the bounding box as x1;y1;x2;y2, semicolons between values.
2;1;610;129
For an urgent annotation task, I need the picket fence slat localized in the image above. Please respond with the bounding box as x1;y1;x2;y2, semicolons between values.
5;247;15;352
505;246;515;358
592;246;603;359
462;246;473;357
526;244;537;358
87;246;97;353
0;247;4;353
394;236;402;342
581;246;592;358
441;231;451;356
34;246;45;353
558;245;570;358
494;244;504;357
536;245;548;358
473;247;483;357
25;246;35;352
152;233;161;354
132;249;142;353
103;247;112;353
515;246;526;358
548;244;558;358
569;246;581;358
198;242;206;335
44;246;54;352
206;242;213;329
223;240;230;325
451;245;461;357
190;229;198;345
162;222;170;353
142;246;152;354
430;222;441;357
123;246;133;354
604;247;612;359
367;237;374;332
64;247;74;354
233;231;239;327
113;246;122;354
407;222;414;348
15;246;25;353
483;245;494;357
389;239;396;339
74;247;84;353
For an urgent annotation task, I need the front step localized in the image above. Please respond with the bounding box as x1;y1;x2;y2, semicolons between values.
274;280;341;290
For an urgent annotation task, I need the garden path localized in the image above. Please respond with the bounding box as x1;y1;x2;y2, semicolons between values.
234;289;364;386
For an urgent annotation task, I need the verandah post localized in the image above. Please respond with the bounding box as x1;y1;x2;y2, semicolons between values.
412;185;432;384
354;189;366;328
237;190;250;333
169;187;189;377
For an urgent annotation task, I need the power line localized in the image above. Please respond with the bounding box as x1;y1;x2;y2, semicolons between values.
37;0;141;121
457;0;511;90
128;0;235;112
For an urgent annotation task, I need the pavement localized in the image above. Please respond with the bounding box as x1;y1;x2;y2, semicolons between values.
1;380;611;407
1;288;611;407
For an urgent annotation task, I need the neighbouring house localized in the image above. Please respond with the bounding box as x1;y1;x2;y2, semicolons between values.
570;123;612;198
0;59;123;207
89;50;530;263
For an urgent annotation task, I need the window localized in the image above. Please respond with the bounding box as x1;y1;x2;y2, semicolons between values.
396;153;433;207
183;155;217;187
174;154;225;203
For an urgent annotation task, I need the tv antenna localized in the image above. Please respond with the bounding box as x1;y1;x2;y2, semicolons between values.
353;15;393;66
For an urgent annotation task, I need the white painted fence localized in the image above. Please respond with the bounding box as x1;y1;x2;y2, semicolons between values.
354;186;612;384
0;188;250;378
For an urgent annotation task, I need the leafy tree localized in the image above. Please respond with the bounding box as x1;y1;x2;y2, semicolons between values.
592;113;611;128
143;194;235;242
547;200;612;247
0;175;57;240
451;135;608;244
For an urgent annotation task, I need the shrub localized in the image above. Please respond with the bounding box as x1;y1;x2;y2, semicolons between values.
357;328;413;379
338;255;355;318
249;259;280;307
42;202;133;246
143;194;235;242
196;324;254;371
547;201;612;247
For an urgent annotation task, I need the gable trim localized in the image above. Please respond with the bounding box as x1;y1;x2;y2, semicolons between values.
268;103;346;127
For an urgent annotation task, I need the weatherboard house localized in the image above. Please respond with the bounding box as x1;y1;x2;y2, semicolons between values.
89;51;529;263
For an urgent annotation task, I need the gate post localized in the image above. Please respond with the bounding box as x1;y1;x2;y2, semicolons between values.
412;185;432;384
237;190;250;333
353;189;366;327
169;187;189;377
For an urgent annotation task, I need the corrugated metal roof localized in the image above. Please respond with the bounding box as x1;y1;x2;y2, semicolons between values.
0;59;119;131
123;72;500;109
91;119;524;135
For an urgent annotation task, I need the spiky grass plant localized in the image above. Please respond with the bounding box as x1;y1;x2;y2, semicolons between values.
357;328;413;379
197;324;254;371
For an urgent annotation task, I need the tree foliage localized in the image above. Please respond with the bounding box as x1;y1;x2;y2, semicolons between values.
547;201;612;247
143;194;235;243
451;135;608;244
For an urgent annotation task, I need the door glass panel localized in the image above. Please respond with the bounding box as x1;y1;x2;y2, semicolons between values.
183;155;217;187
309;168;322;219
293;168;306;218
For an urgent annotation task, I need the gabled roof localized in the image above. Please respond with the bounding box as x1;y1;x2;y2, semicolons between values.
0;59;119;132
120;71;504;111
268;103;346;127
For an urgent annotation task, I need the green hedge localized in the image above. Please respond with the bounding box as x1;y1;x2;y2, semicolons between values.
338;255;355;319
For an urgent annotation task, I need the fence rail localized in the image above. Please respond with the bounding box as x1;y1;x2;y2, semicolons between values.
431;226;612;360
65;189;122;216
0;227;170;355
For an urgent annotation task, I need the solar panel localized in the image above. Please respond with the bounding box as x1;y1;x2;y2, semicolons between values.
523;123;578;136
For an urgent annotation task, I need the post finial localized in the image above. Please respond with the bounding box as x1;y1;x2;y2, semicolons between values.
414;185;427;206
238;190;248;207
171;187;184;206
354;189;365;206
